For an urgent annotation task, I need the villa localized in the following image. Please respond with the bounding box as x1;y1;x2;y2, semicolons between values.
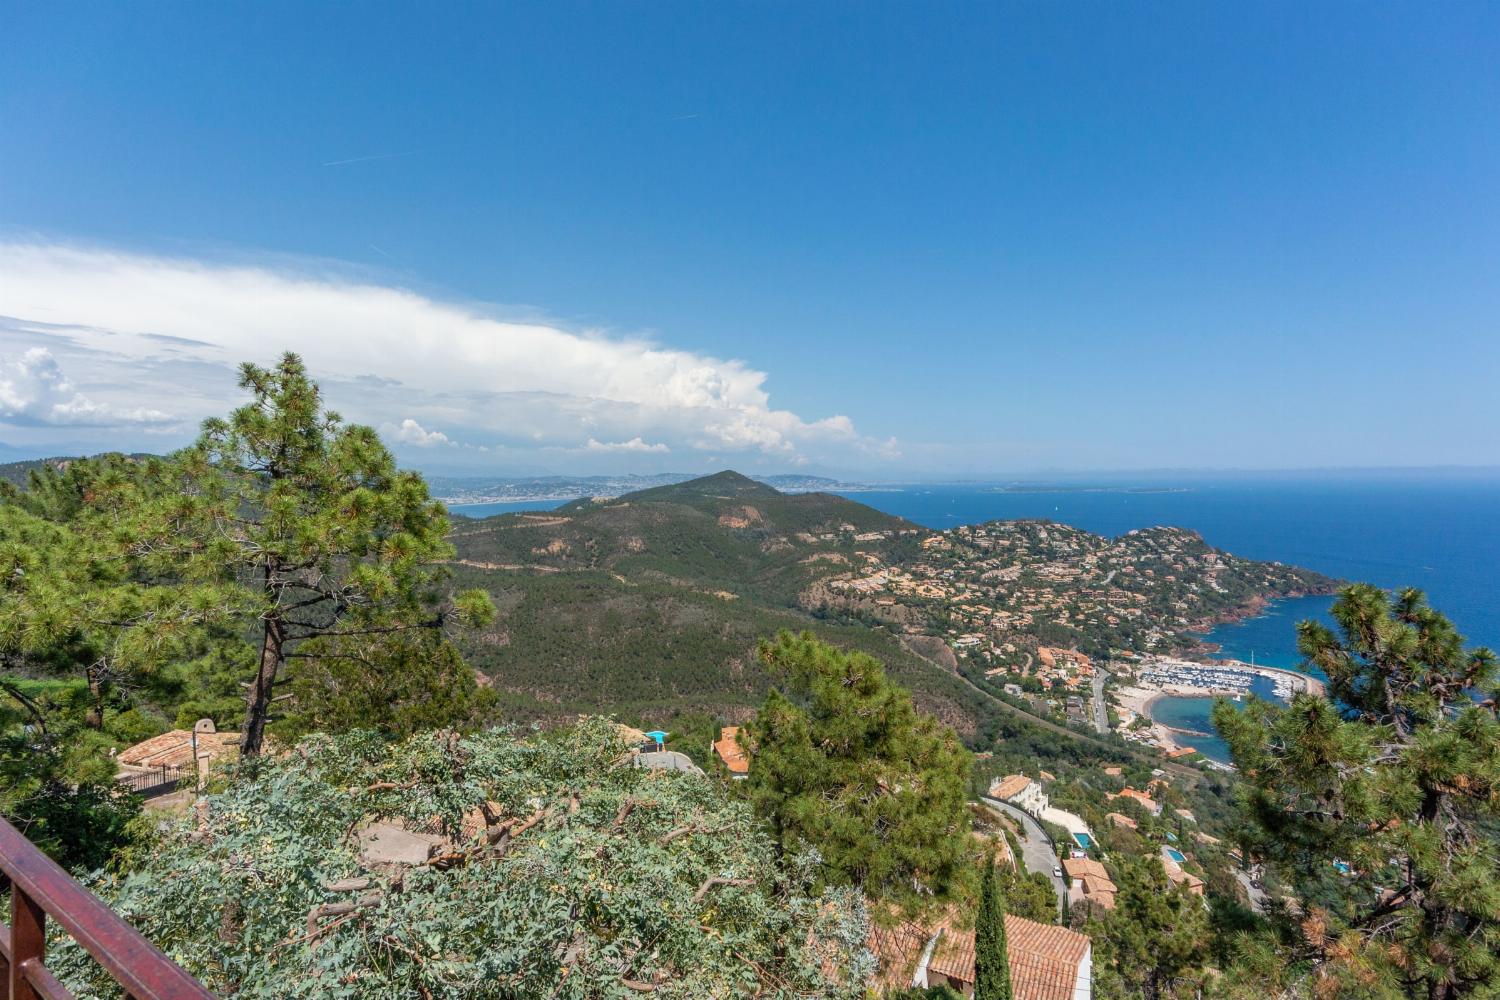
989;774;1049;817
1110;787;1162;816
1063;857;1118;912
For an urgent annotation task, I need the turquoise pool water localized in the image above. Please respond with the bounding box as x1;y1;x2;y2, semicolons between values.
1072;832;1093;849
1165;848;1186;863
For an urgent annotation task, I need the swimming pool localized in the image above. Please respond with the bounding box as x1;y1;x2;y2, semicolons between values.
1072;832;1093;849
1165;848;1186;864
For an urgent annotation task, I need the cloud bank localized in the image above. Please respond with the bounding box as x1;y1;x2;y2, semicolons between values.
0;347;171;427
0;243;884;466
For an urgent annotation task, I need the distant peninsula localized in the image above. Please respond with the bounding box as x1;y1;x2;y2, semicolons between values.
433;472;869;505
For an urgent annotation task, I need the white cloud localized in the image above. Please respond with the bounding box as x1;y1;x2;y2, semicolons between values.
0;242;881;463
386;418;452;447
0;347;171;426
584;436;670;453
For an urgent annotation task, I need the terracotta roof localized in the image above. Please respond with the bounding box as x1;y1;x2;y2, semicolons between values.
1065;858;1117;911
1063;858;1109;882
1103;766;1123;777
713;726;749;774
117;729;239;770
865;919;931;988
926;915;1090;1000
1114;788;1160;813
989;774;1033;801
1163;858;1206;895
1105;812;1137;830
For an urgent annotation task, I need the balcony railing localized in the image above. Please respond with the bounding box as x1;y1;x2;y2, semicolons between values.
0;816;215;999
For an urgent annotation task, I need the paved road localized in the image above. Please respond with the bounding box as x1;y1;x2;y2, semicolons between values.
1090;668;1109;735
1234;869;1268;913
983;797;1066;916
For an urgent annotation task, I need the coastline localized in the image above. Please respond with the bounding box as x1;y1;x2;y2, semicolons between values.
1180;585;1341;655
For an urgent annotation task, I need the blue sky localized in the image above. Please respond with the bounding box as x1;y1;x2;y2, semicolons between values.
2;2;1498;478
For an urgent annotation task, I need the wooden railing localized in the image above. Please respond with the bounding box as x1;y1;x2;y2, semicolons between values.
0;817;215;999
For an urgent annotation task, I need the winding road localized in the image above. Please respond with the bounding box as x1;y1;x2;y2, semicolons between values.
982;797;1066;916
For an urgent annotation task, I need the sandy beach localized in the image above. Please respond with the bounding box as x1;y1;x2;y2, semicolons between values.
1113;684;1188;752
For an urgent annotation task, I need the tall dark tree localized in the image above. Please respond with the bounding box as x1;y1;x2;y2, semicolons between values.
1214;584;1500;999
176;354;494;755
975;856;1013;1000
747;631;972;908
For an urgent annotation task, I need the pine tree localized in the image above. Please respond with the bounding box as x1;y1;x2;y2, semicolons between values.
1214;584;1500;999
172;354;494;755
1;456;241;867
747;631;972;907
975;856;1013;1000
1096;857;1208;1000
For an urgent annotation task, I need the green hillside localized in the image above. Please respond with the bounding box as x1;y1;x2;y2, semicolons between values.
448;471;989;732
449;470;925;607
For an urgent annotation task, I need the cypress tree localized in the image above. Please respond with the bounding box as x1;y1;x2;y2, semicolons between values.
975;856;1012;1000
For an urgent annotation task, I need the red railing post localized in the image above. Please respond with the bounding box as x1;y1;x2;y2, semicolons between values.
0;817;216;998
8;885;44;1000
0;872;9;998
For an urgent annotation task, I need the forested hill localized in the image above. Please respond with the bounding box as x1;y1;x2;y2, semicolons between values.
0;454;155;487
446;471;981;732
451;469;924;607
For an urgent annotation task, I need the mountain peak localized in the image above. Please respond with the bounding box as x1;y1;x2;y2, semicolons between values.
621;469;779;503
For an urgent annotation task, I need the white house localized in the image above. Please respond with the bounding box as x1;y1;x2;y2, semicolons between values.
989;773;1049;817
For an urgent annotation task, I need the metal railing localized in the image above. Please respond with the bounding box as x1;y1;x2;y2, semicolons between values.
115;766;187;799
0;816;215;999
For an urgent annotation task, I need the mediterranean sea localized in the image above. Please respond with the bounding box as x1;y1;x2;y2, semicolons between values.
835;474;1500;762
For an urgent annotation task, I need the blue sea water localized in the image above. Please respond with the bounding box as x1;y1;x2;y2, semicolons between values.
837;475;1500;763
447;499;575;518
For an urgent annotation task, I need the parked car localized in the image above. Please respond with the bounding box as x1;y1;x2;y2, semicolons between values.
1052;865;1064;879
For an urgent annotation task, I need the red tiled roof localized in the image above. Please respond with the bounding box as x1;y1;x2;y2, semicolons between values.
990;774;1032;800
1113;788;1160;813
117;729;239;770
923;912;1090;1000
1063;858;1109;882
713;726;749;774
1163;858;1206;895
866;919;931;988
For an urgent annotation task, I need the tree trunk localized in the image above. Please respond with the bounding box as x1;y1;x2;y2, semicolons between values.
84;664;106;729
241;615;284;757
